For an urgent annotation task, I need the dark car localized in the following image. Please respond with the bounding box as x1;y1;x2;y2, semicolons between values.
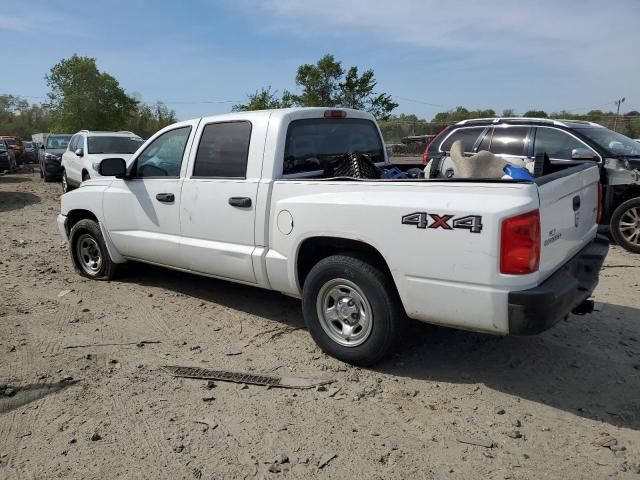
38;134;72;181
0;139;17;171
22;140;36;163
422;117;640;253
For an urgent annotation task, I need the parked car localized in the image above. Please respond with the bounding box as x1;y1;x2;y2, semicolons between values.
33;133;72;182
422;117;640;253
57;107;607;365
0;139;17;172
22;140;36;163
61;130;143;192
0;136;25;165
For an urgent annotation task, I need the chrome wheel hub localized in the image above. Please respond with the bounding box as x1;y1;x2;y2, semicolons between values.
76;234;102;275
619;207;640;246
316;279;373;347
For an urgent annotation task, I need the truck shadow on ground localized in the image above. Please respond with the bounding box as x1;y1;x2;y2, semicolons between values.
0;192;40;213
388;303;640;431
0;175;30;184
122;262;639;430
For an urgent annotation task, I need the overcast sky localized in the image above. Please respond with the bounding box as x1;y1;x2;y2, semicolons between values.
3;0;639;120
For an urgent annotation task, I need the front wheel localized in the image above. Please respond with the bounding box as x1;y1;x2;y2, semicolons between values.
302;254;404;366
611;198;640;254
61;170;73;193
69;219;118;280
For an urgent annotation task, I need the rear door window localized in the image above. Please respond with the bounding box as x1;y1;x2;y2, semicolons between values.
534;127;594;161
490;127;529;156
439;127;484;153
283;118;384;175
193;121;252;178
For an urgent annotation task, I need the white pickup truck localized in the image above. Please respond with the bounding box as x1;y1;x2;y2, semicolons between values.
57;107;609;365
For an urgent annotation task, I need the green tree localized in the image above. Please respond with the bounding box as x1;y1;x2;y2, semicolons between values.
236;54;397;119
46;54;138;132
523;110;548;118
232;87;294;112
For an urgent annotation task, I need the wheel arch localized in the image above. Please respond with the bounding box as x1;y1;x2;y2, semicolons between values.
295;236;401;305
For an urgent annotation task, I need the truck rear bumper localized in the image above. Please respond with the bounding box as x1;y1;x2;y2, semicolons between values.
508;234;609;335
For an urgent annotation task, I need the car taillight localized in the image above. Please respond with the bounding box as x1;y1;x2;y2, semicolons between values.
500;210;540;275
422;127;449;164
596;183;603;224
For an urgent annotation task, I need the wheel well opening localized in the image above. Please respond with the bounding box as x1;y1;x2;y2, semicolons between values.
66;209;98;235
297;237;394;290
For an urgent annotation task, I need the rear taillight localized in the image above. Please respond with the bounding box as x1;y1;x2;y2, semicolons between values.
422;127;449;164
500;210;540;275
596;183;603;224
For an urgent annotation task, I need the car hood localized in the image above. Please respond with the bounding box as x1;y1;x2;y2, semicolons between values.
88;153;135;162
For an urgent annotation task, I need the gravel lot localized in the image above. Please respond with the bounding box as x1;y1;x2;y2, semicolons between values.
1;170;640;479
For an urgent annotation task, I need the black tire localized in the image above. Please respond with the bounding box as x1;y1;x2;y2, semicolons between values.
302;254;404;366
69;219;118;280
610;197;640;254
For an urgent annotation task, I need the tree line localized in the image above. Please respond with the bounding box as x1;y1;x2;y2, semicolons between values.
2;53;637;144
0;54;177;139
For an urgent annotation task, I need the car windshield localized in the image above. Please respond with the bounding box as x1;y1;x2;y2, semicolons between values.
575;127;640;157
283;118;385;175
0;142;6;151
5;139;17;146
23;141;33;148
87;136;143;154
46;135;71;149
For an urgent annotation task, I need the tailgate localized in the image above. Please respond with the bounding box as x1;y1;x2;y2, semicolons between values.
536;164;600;281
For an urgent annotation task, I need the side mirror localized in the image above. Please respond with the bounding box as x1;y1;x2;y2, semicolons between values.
98;158;127;178
40;144;45;150
571;147;596;160
75;148;84;157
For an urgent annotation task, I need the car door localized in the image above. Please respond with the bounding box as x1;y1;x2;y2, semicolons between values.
532;127;599;165
179;115;268;283
102;121;199;267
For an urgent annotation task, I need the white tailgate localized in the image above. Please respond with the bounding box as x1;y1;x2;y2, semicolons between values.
537;165;600;281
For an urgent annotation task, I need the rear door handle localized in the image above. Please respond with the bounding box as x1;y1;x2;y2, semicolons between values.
156;193;175;203
228;197;252;208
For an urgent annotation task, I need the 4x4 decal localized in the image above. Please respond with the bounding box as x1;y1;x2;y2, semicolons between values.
402;212;483;233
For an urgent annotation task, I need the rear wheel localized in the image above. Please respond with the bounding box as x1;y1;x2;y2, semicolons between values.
302;254;404;366
69;219;118;280
611;198;640;254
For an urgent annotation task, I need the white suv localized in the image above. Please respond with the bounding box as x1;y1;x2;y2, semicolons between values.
61;130;144;192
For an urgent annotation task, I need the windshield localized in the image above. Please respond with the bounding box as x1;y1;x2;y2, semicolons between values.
5;139;17;146
88;136;143;154
46;135;71;149
23;141;33;148
0;142;6;151
575;127;640;157
283;118;384;175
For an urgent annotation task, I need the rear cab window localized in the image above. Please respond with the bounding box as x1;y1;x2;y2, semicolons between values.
283;118;384;176
192;121;252;178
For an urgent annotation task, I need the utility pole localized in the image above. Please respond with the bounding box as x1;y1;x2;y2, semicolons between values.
613;97;625;132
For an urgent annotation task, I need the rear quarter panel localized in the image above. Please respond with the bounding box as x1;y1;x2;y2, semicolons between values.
267;180;540;334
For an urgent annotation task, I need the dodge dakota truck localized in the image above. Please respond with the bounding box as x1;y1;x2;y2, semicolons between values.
57;107;609;365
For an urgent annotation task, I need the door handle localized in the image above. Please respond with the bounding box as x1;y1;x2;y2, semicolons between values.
228;197;252;208
572;195;581;211
156;193;175;203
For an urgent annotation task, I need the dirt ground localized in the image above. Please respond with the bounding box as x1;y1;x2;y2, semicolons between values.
1;170;639;480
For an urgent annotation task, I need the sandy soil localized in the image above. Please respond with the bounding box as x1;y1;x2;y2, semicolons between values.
1;170;640;480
